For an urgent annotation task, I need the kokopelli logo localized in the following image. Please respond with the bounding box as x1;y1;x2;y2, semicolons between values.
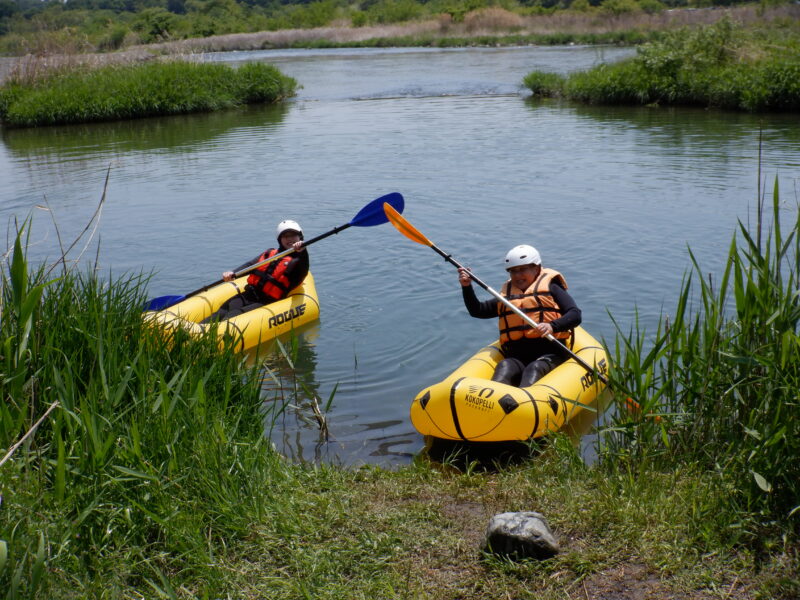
468;385;494;399
465;384;495;411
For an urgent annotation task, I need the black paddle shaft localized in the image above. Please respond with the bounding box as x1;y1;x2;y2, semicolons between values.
181;223;354;299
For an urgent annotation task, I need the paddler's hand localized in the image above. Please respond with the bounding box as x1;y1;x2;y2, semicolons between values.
222;271;235;281
458;267;472;287
536;322;554;337
292;241;305;252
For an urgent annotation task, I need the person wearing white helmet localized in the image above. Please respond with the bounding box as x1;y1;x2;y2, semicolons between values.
201;220;309;323
456;244;581;387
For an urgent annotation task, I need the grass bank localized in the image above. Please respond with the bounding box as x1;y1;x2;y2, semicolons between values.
524;17;800;111
2;176;798;597
0;59;296;128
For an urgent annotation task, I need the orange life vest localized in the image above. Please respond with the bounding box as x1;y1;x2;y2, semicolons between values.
247;249;294;301
498;268;572;344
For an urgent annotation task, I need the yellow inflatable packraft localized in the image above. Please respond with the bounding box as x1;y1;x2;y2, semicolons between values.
144;273;320;353
410;326;608;442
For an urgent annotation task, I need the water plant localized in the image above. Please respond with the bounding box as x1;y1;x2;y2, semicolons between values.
0;60;297;127
524;17;800;111
601;175;800;541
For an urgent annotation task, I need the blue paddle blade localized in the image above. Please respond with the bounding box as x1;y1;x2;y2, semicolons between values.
144;295;185;312
350;192;404;227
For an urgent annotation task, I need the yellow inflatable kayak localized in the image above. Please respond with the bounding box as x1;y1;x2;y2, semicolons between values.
410;326;609;442
144;273;320;352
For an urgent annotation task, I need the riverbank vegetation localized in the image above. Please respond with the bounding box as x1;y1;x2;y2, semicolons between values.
524;16;800;110
0;59;296;127
1;175;798;596
0;0;797;56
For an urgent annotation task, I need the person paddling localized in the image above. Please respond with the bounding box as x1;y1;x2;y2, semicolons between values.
201;220;309;323
457;244;581;387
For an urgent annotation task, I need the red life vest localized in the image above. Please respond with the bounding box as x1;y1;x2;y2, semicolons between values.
246;249;294;301
497;268;572;344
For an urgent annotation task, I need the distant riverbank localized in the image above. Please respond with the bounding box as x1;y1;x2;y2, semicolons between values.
2;4;797;85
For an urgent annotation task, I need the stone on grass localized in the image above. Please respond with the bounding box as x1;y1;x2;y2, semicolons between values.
483;511;559;560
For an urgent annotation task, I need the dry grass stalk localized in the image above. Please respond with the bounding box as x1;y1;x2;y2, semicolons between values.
464;8;525;33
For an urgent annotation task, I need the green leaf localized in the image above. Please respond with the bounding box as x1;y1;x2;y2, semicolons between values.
0;539;7;575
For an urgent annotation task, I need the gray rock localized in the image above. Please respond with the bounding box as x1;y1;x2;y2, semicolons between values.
483;511;560;560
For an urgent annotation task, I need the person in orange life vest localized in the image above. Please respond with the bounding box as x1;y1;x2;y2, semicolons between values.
457;244;581;388
201;220;309;323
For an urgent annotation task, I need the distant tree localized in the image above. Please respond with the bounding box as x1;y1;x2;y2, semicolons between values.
132;6;177;40
0;0;18;19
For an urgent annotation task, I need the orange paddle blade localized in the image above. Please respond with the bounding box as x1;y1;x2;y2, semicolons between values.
384;203;431;246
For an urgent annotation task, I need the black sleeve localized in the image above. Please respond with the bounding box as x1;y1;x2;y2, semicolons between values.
461;284;499;319
282;250;310;290
549;282;582;332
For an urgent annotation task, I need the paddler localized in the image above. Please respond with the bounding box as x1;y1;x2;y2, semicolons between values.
201;220;309;323
457;244;581;387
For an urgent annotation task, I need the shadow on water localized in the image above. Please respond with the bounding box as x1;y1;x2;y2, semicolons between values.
420;389;612;472
0;102;291;156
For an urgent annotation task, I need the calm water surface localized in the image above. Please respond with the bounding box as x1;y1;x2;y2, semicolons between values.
2;46;798;465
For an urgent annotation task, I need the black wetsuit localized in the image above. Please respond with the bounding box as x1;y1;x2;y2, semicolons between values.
461;280;581;387
201;247;309;323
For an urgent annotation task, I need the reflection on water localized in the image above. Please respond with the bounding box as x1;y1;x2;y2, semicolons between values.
251;323;417;464
1;103;290;157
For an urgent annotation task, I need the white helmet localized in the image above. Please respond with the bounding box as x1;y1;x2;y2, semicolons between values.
276;220;303;240
504;244;541;270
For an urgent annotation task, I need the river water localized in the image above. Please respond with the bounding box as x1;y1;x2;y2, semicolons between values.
1;46;798;465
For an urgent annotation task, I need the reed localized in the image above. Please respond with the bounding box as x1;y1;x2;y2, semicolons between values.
601;175;800;539
0;59;297;127
0;220;304;595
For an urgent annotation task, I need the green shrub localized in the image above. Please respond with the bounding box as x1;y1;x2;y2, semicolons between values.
601;0;642;15
97;23;129;50
525;18;800;111
522;70;565;96
131;7;178;43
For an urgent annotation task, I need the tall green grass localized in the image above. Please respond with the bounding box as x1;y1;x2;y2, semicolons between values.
0;224;301;596
601;176;800;541
0;60;297;128
524;18;800;111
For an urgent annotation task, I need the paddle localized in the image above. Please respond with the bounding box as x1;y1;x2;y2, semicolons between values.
383;202;610;387
144;192;405;312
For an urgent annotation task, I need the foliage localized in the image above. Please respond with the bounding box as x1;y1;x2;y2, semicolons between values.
1;0;791;54
601;177;800;540
0;60;297;127
0;223;291;595
523;18;800;111
522;69;565;96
